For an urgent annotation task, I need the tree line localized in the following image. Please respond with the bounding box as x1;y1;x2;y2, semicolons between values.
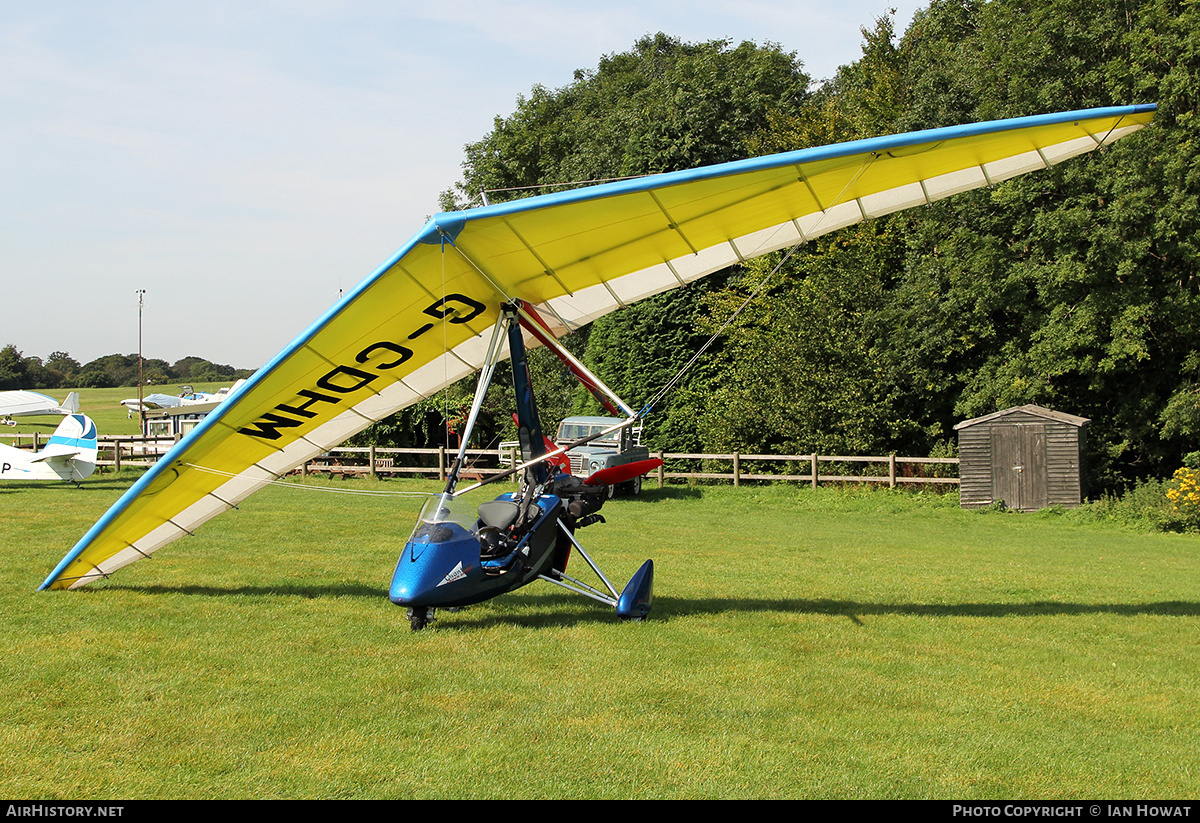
0;344;254;390
17;1;1188;495
402;0;1198;494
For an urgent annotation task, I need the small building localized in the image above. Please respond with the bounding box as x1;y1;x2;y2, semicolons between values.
954;404;1090;511
143;400;221;440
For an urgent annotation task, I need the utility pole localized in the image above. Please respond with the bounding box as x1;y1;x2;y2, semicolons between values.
136;289;146;433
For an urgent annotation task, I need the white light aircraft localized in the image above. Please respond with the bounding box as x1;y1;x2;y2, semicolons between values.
0;390;80;426
121;380;247;416
0;414;98;485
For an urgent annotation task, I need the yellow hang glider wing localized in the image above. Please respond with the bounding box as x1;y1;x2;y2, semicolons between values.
42;104;1156;590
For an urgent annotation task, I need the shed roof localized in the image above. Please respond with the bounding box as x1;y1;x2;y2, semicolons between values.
953;404;1090;431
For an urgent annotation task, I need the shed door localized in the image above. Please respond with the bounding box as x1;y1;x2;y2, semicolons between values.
991;424;1047;511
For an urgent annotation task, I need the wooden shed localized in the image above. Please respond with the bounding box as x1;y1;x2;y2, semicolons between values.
954;404;1090;511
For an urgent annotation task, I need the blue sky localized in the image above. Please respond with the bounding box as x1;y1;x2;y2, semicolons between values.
2;1;925;369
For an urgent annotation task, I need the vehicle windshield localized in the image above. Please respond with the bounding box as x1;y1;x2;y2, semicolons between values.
557;422;618;445
408;493;480;541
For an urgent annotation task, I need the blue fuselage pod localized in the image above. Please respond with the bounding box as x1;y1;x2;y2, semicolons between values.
389;493;564;609
390;518;482;608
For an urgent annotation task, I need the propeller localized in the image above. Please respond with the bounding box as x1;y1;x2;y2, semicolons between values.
583;458;664;487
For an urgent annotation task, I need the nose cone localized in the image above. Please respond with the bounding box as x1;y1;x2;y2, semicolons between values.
389;530;479;608
388;566;411;605
389;539;433;605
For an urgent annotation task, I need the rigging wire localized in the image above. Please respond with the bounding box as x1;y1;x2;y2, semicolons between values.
442;234;450;452
639;240;800;415
182;463;438;498
640;152;882;416
480;174;646;204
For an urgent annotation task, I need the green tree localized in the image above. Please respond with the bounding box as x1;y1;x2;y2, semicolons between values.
45;352;82;386
443;34;811;210
686;0;1199;491
79;354;138;388
0;345;29;390
888;0;1200;486
405;35;813;451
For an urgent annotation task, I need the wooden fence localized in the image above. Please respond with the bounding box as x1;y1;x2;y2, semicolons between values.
42;437;957;488
647;452;958;487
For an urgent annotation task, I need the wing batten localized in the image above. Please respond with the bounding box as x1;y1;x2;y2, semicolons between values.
166;519;196;537
664;258;687;287
206;491;238;510
597;276;627;309
497;215;559;286
798;168;826;212
40;104;1156;591
649;191;701;257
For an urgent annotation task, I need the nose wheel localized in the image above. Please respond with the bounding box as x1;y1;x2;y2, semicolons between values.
406;607;436;631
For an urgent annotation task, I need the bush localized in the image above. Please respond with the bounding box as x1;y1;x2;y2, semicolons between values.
1165;467;1200;531
1074;475;1198;532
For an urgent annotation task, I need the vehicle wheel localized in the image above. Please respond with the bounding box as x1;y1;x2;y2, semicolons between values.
407;607;435;631
616;475;642;496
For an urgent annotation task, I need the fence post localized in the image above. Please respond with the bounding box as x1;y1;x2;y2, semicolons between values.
733;452;740;487
369;445;377;478
889;452;897;488
657;451;664;488
811;453;818;489
438;446;446;482
114;441;122;472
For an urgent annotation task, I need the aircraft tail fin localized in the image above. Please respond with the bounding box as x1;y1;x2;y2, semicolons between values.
62;392;80;415
34;414;99;480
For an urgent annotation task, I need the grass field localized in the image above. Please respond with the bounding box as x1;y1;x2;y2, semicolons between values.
2;471;1198;799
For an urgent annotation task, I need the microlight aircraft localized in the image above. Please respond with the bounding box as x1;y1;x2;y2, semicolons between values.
0;414;98;484
41;105;1156;627
390;300;660;629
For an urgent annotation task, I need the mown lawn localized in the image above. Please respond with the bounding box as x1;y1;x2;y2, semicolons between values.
1;475;1197;798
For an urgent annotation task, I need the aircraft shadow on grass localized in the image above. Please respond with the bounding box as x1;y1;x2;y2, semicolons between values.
91;582;386;600
2;476;138;494
81;584;1200;630
411;593;1200;628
